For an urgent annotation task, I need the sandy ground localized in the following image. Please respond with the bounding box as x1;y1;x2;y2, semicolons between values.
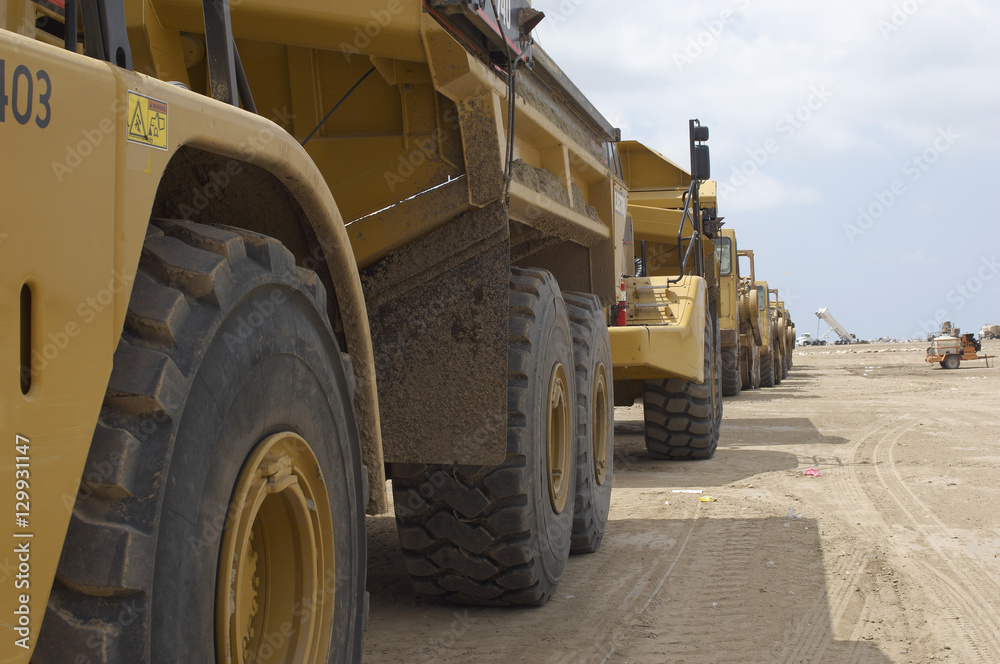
363;341;1000;663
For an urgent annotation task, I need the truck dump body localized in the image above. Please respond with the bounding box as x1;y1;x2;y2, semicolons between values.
126;0;627;466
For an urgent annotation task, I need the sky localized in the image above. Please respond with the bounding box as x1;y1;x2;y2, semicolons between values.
532;0;1000;340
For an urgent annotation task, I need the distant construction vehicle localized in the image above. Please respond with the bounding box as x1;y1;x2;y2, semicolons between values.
797;332;823;346
735;249;763;389
768;290;791;380
755;281;779;386
981;324;1000;340
773;295;795;378
926;334;993;369
815;308;857;345
716;228;742;396
612;137;723;460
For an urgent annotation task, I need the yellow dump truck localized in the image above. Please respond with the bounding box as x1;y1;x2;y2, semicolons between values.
715;227;741;396
769;290;793;381
0;1;670;661
735;248;763;390
755;280;779;387
780;301;795;377
609;137;722;460
765;289;787;384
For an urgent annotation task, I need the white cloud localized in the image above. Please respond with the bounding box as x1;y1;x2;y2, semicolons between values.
899;250;939;266
720;173;823;212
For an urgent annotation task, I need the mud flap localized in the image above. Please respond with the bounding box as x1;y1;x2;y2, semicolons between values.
362;201;510;465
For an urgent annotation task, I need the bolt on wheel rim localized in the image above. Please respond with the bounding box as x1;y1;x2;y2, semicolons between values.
592;363;610;486
547;363;572;514
216;432;335;664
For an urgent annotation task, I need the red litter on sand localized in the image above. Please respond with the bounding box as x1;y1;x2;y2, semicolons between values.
803;468;822;477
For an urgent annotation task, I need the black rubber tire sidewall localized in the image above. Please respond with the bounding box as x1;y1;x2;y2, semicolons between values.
751;345;761;390
150;285;365;664
722;345;741;397
524;286;578;585
565;293;614;554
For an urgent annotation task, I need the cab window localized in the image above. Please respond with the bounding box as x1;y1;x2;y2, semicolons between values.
716;238;732;276
756;286;767;310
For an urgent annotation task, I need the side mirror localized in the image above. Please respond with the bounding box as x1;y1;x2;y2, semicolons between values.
689;119;711;182
692;144;711;181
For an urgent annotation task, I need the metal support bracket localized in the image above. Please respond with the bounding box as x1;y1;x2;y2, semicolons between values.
202;0;238;105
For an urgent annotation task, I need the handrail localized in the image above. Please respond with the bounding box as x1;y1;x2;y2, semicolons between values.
668;178;704;284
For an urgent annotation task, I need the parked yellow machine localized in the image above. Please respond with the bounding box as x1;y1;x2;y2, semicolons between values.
0;1;689;661
736;249;763;390
715;228;742;396
755;280;779;387
768;289;789;383
610;137;723;460
781;302;795;376
768;291;795;380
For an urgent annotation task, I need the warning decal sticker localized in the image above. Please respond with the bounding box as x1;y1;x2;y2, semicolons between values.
126;91;168;150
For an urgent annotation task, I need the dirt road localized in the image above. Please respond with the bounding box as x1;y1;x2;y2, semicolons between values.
363;341;1000;663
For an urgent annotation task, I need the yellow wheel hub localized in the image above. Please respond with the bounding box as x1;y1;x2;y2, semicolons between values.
216;432;335;664
546;363;572;514
592;363;610;486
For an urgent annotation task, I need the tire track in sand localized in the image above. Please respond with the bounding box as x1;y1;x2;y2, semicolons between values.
776;415;901;664
868;411;1000;660
829;414;1000;663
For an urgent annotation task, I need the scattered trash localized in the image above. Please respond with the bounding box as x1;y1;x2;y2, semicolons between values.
672;489;703;494
786;507;803;519
765;561;777;569
712;602;719;609
803;468;822;477
699;495;717;502
564;595;574;599
663;500;670;505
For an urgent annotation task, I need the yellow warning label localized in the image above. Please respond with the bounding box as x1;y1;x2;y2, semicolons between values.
126;91;168;150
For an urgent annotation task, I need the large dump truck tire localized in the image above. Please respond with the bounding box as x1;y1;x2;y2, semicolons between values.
752;346;762;389
564;292;614;554
642;306;720;460
711;308;724;434
770;325;783;386
741;344;761;390
35;221;366;664
721;345;742;396
392;267;576;606
760;349;775;387
773;345;784;385
780;325;791;379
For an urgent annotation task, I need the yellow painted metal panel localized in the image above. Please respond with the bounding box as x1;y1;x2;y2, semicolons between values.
629;204;684;242
1;33;384;660
717;228;738;339
150;0;426;62
1;35;122;662
610;276;705;382
618;139;688;191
